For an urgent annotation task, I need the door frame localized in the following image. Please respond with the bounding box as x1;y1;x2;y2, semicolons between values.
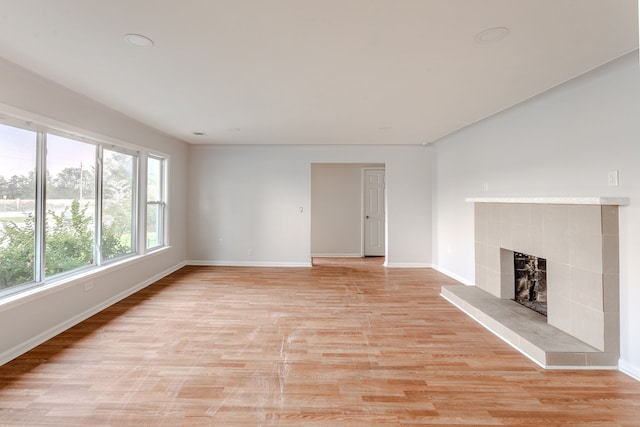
361;167;386;258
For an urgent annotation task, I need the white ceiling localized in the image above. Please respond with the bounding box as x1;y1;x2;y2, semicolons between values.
0;1;637;145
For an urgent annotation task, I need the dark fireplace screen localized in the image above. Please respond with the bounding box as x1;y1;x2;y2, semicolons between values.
513;252;547;316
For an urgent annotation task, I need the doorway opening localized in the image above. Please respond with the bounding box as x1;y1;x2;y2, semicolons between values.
310;163;386;265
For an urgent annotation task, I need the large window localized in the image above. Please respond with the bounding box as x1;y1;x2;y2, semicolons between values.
0;123;37;289
0;119;167;297
146;156;166;249
102;148;137;261
45;134;97;276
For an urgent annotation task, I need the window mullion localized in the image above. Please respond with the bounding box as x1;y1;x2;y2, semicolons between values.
132;152;140;255
139;153;147;254
34;132;46;282
159;158;165;246
95;146;103;266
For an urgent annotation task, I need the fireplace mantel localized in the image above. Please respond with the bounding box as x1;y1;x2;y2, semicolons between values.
465;197;629;206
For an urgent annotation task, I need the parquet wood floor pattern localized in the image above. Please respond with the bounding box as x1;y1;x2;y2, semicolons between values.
1;258;639;426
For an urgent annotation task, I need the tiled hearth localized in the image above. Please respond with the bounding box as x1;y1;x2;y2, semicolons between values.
441;197;629;369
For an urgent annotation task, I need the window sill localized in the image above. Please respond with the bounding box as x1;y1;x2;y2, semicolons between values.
0;246;172;313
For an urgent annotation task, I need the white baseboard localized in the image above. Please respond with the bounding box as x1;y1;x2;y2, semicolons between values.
619;359;640;382
187;260;313;268
0;261;186;367
384;262;433;268
432;265;475;286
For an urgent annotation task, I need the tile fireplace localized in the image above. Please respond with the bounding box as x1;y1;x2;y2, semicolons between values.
441;197;629;368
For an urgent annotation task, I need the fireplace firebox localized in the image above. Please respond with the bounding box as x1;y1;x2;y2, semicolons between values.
513;252;547;316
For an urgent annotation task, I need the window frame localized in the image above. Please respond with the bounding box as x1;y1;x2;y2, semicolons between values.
100;145;140;263
42;132;99;282
0;113;169;300
145;154;166;251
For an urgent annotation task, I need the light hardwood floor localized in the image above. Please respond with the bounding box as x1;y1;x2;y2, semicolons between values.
1;258;639;426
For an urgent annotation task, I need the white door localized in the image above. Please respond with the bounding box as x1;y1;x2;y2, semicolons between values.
364;168;385;256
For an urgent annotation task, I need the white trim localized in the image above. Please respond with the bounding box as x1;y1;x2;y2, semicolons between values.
187;260;313;268
432;265;475;286
465;197;629;206
0;261;186;366
619;359;640;382
384;262;433;268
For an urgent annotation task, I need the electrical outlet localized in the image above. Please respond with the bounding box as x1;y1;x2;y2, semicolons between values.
608;170;619;187
483;182;489;192
84;281;94;292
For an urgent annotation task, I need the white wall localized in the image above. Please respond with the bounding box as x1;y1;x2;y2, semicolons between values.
188;145;431;267
311;163;383;257
0;58;189;363
433;52;640;379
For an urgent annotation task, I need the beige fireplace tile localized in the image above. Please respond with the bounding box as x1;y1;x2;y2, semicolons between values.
441;285;615;369
569;205;601;236
475;241;488;268
487;218;501;246
511;203;531;227
545;352;587;367
511;225;532;255
475;204;488;243
530;218;544;258
531;204;544;230
500;219;512;250
475;264;487;290
547;261;571;301
500;203;513;225
468;200;620;367
571;303;604;351
500;249;515;299
586;352;618;367
486;268;501;298
570;232;603;273
529;228;544;258
603;273;620;313
602;234;620;274
543;227;571;266
601;206;619;236
542;205;570;263
488;203;501;223
603;312;620;352
475;202;488;220
543;204;569;234
487;245;500;272
570;267;603;311
548;295;571;333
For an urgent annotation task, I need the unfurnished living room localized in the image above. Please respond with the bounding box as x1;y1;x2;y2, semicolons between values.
1;1;640;425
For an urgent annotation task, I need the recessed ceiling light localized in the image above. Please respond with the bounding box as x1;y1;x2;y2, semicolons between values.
192;131;206;136
228;128;241;132
123;33;154;48
474;27;510;43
